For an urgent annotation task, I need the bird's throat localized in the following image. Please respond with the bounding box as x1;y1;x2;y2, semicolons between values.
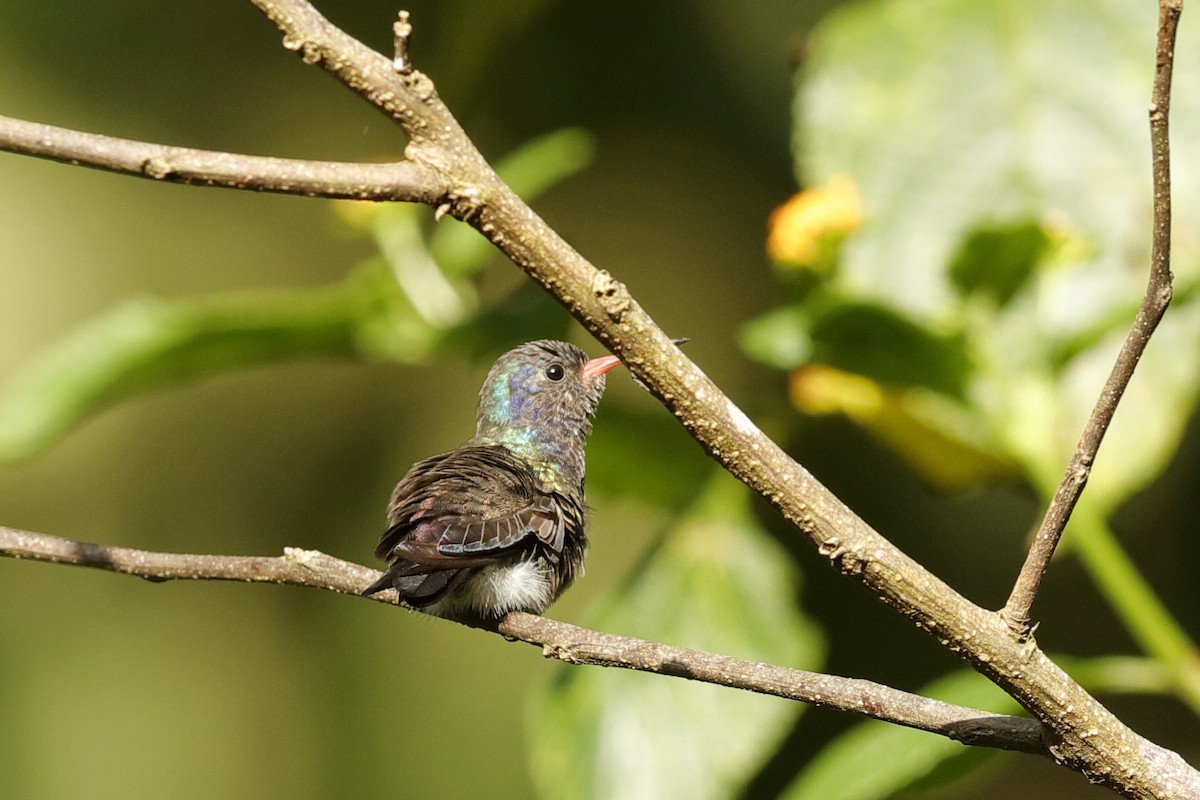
474;425;586;494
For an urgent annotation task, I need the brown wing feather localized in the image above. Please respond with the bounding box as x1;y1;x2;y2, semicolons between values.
363;445;575;603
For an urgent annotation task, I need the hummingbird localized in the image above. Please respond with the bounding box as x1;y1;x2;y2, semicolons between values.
362;339;623;623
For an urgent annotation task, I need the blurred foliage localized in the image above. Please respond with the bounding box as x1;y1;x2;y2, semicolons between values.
766;174;863;274
747;0;1200;760
783;656;1173;800
783;670;1020;800
946;222;1051;309
0;128;595;462
783;364;1018;492
531;473;824;800
784;0;1200;511
2;0;1200;799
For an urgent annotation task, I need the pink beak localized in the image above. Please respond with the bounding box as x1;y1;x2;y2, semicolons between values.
580;354;623;381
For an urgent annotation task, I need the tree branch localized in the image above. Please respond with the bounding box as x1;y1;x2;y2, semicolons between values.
0;524;1047;756
240;4;1199;794
1001;0;1182;639
495;614;1048;755
0;114;446;201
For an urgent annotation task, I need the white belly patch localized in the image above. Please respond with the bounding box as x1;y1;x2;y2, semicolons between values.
429;560;554;618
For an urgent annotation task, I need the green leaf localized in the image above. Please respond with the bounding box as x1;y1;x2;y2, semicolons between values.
790;0;1200;506
798;0;1196;321
741;299;972;399
0;266;399;463
783;656;1175;800
782;670;1018;800
808;301;970;398
529;473;824;800
740;305;814;371
948;221;1050;308
1058;654;1173;696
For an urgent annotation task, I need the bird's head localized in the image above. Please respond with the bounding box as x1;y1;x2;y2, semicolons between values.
474;340;622;470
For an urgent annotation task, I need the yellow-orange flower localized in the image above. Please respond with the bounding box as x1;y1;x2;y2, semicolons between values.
767;175;864;271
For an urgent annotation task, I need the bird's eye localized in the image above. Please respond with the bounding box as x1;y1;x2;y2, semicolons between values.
544;363;566;382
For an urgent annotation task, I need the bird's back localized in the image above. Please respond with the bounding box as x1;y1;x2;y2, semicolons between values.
366;444;588;620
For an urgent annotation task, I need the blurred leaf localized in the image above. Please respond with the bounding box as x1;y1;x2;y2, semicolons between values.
1055;297;1200;510
1058;654;1174;696
1048;278;1200;372
349;256;456;363
338;126;597;354
789;365;1017;492
740;305;814;371
808;301;970;398
798;0;1199;321
744;296;1013;491
783;655;1175;800
948;221;1050;308
0;265;399;463
529;473;824;800
782;0;1200;506
781;670;1016;800
370;204;478;328
743;299;972;399
339;127;595;285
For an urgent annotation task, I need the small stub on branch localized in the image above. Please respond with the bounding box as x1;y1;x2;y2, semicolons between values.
591;270;631;322
142;157;174;180
283;547;324;565
393;11;414;74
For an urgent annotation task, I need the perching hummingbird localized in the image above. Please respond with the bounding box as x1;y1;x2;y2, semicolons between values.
363;340;622;622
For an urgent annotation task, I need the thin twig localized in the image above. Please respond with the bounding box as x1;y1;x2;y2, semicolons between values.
1001;0;1182;639
0;524;380;592
495;615;1048;754
0;524;1047;755
392;10;413;74
0;115;446;201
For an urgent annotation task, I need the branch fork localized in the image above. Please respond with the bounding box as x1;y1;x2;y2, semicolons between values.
1001;0;1182;640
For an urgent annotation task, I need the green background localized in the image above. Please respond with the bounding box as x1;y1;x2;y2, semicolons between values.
1;1;1197;798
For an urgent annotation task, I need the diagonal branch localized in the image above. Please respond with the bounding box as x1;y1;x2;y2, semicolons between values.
1000;0;1182;639
0;524;1047;755
0;114;446;201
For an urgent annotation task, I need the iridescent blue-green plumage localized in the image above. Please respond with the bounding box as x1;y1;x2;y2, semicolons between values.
474;341;609;494
363;340;619;622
